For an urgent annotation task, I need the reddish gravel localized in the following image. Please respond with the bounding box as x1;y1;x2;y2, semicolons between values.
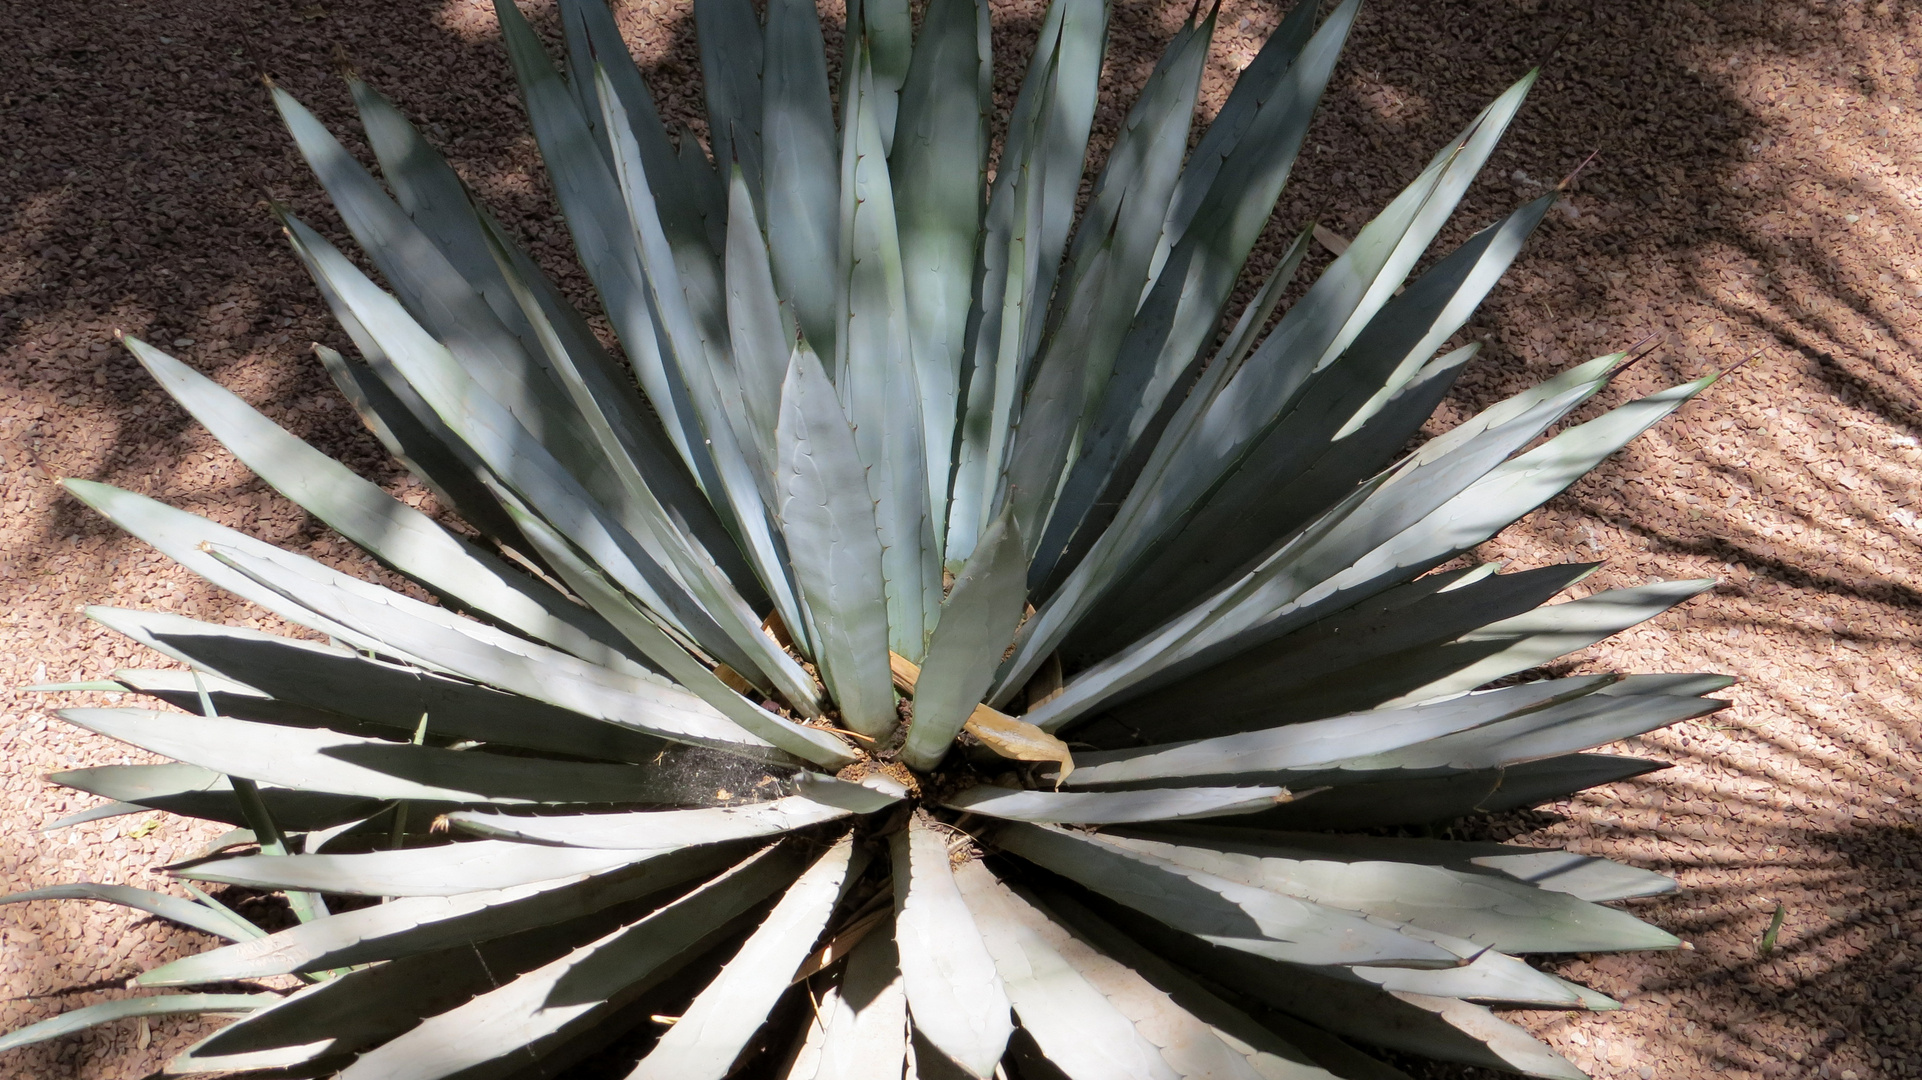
4;0;1922;1078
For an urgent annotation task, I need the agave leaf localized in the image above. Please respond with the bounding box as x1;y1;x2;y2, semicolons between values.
1088;902;1584;1079
850;0;912;152
1053;12;1210;325
892;817;1013;1078
901;508;1027;769
1230;754;1670;832
1332;376;1716;600
350;74;581;370
784;916;909;1080
201;541;788;761
560;0;722;248
951;84;1050;568
49;761;377;831
494;0;711;479
331;842;803;1080
1343;952;1585;1009
172;904;652;1075
479;205;767;607
995;0;1105;367
1118;824;1677;905
695;0;764;203
970;864;1376;1080
1339;989;1588;1079
1020;219;1309;595
1469;850;1676;903
1076;193;1560;643
724;163;796;502
761;0;840;356
1205;224;1315;392
1075;338;1478;657
89;608;673;764
0;883;261;943
1310;948;1589;1011
1097;834;1679;954
57;707;680;807
997;223;1116;561
1024;886;1348;1080
312;342;542;566
952;860;1200;1079
1319;681;1726;775
41;801;146;832
1246;73;1537;382
1030;0;1357;599
1333;199;1561;439
774;341;897;739
890;0;989;541
837;37;940;658
1021;365;1626;728
281;211;774;684
595;63;819;691
630;835;862;1079
946;78;1046;569
146;842;747;987
446;787;892;849
1374;578;1717;708
1002;14;1213;553
947;0;1105;565
945;785;1288;825
1187;26;1508;447
272;87;620;496
1134;359;1611;686
182;839;693;898
1064;675;1616;786
0;994;276;1054
123;335;645;674
61;481;399;661
473;200;810;654
383;51;757;604
1151;0;1322;272
479;474;856;769
1096;562;1600;742
992;824;1458;970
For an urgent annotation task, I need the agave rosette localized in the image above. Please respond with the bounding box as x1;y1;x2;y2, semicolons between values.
5;0;1732;1076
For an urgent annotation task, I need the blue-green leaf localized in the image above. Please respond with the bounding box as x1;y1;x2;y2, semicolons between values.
945;784;1287;824
900;508;1026;770
992;823;1459;969
147;843;751;985
762;0;840;356
892;816;1012;1078
0;995;276;1054
628;836;862;1080
447;786;889;849
837;36;940;659
0;883;261;943
773;342;896;739
890;0;990;544
328;843;805;1080
124;334;639;673
695;0;764;204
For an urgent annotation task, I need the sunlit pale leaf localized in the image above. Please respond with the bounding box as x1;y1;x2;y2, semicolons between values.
893;817;1013;1078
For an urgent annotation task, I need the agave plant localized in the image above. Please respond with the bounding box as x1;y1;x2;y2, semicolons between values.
3;0;1733;1076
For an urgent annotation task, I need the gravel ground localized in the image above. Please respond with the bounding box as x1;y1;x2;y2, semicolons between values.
3;0;1921;1077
